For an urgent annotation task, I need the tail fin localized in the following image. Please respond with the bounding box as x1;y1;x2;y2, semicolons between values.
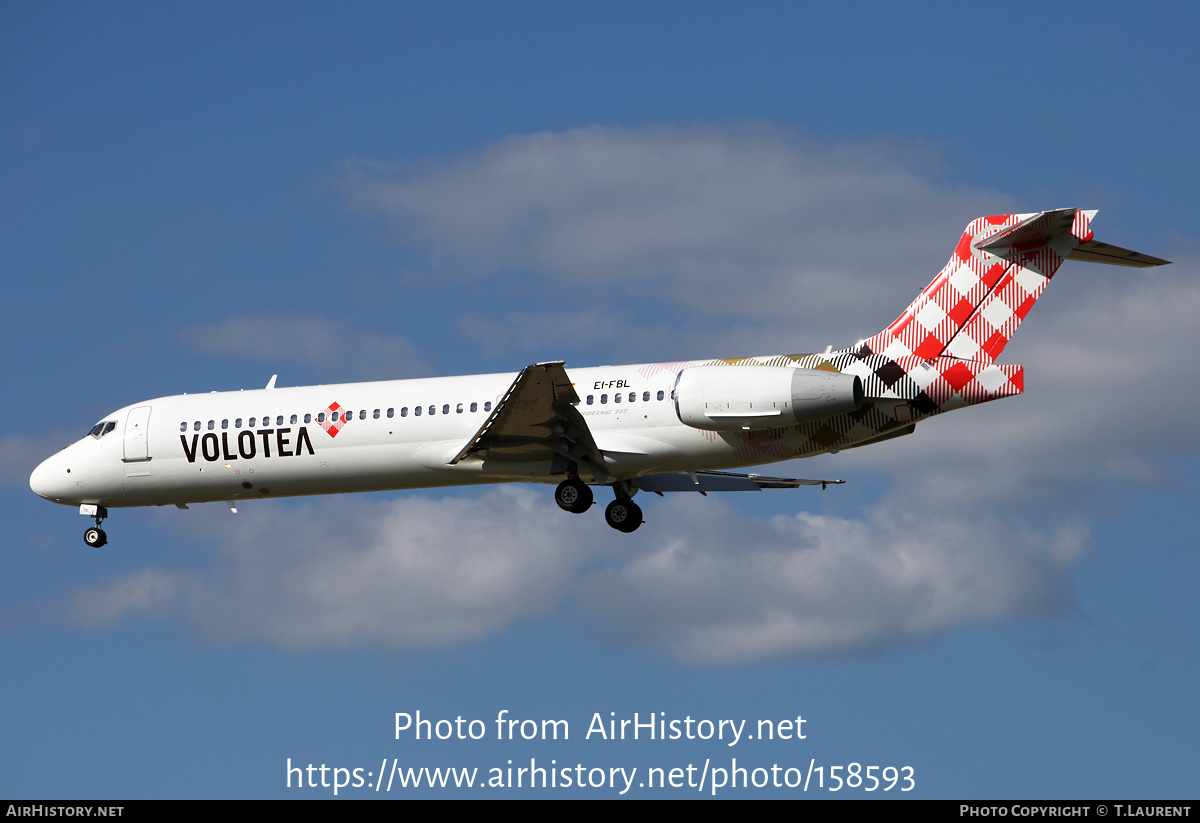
861;209;1169;365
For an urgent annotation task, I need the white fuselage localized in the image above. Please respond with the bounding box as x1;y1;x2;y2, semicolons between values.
30;363;762;509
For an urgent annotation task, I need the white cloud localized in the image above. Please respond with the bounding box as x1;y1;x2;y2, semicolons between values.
336;124;1012;343
57;485;1082;663
580;495;1084;664
62;488;588;650
178;314;429;381
33;126;1196;664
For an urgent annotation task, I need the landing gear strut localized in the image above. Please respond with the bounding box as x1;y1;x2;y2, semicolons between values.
83;506;108;548
554;477;593;514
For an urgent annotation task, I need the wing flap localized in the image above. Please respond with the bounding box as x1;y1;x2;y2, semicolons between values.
635;470;844;493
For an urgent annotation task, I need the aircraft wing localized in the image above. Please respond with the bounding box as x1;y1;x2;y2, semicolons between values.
449;361;606;477
635;470;844;494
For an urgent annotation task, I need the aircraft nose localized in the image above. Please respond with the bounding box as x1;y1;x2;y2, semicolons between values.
30;451;75;502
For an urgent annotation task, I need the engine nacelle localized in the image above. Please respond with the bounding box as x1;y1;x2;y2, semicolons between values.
673;365;863;431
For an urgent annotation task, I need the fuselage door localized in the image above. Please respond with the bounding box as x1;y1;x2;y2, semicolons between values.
123;405;152;464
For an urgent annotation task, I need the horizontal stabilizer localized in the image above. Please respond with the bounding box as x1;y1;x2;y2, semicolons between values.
974;208;1086;258
1067;240;1171;268
862;208;1169;369
635;470;843;493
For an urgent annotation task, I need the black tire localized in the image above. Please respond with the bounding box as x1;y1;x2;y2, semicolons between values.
84;527;107;548
555;478;593;514
604;499;643;533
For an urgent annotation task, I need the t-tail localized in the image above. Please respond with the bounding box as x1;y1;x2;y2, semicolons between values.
838;209;1169;415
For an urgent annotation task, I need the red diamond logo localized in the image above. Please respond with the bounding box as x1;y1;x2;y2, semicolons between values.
320;402;349;438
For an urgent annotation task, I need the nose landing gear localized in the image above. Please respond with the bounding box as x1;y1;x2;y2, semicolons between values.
82;505;108;548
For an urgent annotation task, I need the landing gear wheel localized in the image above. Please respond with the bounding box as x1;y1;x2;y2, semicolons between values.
555;478;593;514
84;527;108;548
604;499;643;533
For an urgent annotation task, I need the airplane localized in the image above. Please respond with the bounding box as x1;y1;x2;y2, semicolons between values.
30;208;1169;546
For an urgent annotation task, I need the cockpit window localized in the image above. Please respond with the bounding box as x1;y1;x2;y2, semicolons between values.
89;421;116;438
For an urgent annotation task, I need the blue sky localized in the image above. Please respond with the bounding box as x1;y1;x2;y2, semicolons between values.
2;2;1197;798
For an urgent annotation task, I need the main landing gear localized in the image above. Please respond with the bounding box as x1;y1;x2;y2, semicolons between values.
83;505;109;548
554;477;643;533
604;498;643;533
554;477;593;514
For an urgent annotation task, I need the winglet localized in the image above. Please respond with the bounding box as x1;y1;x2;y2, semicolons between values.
265;375;277;390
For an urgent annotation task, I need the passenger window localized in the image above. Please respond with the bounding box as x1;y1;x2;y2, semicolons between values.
277;416;284;426
614;393;622;403
628;392;636;403
470;402;477;412
401;407;408;417
456;403;463;413
485;401;492;412
221;419;229;429
360;410;366;420
374;409;380;419
291;414;298;425
643;391;650;402
587;395;594;405
657;390;665;401
387;408;394;418
207;420;215;430
317;413;325;423
249;417;257;427
194;421;201;431
179;422;187;432
235;418;243;428
442;404;449;415
601;394;608;404
429;405;435;415
415;406;422;416
304;414;311;423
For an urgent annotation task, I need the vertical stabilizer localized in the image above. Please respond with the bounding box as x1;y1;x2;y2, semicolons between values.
833;209;1168;417
862;209;1099;364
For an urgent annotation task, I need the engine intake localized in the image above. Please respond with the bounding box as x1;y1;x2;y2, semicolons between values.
673;366;863;431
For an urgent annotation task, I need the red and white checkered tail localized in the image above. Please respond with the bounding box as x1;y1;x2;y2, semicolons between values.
860;209;1168;365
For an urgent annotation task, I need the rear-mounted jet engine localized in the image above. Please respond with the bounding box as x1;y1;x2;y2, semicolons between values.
673;366;864;431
